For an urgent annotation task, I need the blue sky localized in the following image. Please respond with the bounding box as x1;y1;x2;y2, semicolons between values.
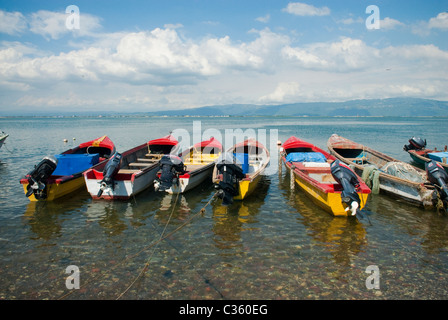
0;1;447;114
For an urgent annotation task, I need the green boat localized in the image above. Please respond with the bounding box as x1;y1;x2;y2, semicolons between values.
404;137;448;173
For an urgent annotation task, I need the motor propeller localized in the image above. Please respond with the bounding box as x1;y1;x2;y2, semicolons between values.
215;153;246;205
155;154;185;192
97;151;122;197
25;156;58;199
330;160;361;216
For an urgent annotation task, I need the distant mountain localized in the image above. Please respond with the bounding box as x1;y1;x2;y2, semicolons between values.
147;98;448;117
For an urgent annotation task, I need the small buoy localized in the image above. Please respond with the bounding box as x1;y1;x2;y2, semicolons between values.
73;138;76;141
63;139;68;143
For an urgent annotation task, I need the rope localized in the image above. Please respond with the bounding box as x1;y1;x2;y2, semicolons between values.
116;190;218;299
57;191;217;300
362;165;380;194
116;190;181;299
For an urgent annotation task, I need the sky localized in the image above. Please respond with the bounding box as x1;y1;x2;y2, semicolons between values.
0;0;447;114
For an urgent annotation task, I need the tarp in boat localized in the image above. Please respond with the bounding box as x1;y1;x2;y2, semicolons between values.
53;153;100;176
286;152;327;163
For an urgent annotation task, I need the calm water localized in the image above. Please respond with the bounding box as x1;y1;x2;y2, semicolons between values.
0;116;447;300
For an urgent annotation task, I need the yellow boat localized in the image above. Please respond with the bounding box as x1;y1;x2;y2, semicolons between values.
212;138;270;205
281;136;371;217
21;136;116;201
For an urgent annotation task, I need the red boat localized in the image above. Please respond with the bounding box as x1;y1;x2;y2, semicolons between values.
21;135;116;201
281;136;370;216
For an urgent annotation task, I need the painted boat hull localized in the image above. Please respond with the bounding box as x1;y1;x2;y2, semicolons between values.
84;135;179;200
21;175;85;201
328;134;435;208
281;136;370;216
0;133;8;149
161;137;222;195
284;162;370;216
21;135;116;202
407;149;448;173
165;163;215;194
84;164;159;200
212;138;270;202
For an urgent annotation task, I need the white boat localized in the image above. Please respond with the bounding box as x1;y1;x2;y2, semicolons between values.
0;131;8;149
83;135;179;200
155;137;223;194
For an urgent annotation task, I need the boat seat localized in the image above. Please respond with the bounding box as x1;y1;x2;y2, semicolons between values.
145;154;163;159
118;169;141;174
184;164;206;172
345;157;367;163
303;162;330;168
137;158;159;163
129;162;152;168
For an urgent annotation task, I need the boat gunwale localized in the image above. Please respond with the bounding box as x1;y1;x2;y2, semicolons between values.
327;134;431;188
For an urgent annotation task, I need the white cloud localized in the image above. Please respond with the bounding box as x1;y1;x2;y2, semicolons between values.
338;17;363;25
0;10;27;35
283;2;330;16
29;10;102;40
379;17;405;30
283;37;379;72
413;12;448;35
428;12;448;30
259;81;301;103
256;14;270;23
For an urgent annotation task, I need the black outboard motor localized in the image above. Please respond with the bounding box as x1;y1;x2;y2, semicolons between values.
25;156;58;199
426;160;448;210
404;137;426;151
330;160;361;216
97;151;122;197
156;154;185;192
215;153;246;205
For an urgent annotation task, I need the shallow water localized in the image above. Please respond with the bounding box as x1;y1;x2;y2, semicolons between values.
0;116;447;300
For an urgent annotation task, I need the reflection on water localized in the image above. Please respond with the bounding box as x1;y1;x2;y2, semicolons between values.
1;116;448;300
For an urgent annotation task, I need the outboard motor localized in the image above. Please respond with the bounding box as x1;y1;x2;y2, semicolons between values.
25;156;58;199
330;160;361;216
97;151;122;197
404;137;426;151
215;153;246;205
155;154;185;192
426;160;448;210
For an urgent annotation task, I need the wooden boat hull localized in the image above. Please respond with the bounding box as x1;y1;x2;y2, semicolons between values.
84;135;179;200
407;149;448;173
0;132;8;149
284;162;369;216
21;135;116;202
213;138;270;202
327;134;435;208
165;162;215;194
84;164;159;200
21;175;85;201
234;172;263;200
281;136;370;216
161;137;222;194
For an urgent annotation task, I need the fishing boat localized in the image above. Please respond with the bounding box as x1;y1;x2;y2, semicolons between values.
280;136;370;216
84;135;179;200
212;138;270;205
0;131;8;149
21;135;116;201
327;134;436;208
154;137;222;194
404;137;448;173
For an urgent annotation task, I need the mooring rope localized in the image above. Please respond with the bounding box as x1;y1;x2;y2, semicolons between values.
58;189;218;300
116;189;181;299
